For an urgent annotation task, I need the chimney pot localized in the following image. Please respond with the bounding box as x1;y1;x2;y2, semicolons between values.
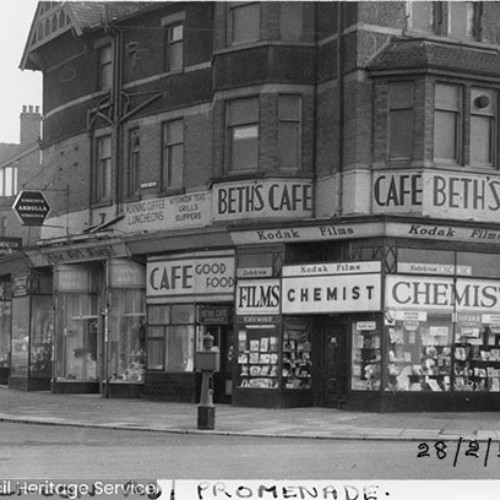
28;105;33;113
22;105;27;113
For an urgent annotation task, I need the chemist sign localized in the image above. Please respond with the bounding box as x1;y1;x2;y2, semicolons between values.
12;190;50;226
147;252;235;301
282;264;381;314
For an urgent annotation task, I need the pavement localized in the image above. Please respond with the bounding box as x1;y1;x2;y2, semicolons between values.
0;386;499;442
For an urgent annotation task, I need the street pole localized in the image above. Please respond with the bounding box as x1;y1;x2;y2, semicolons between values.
197;332;218;430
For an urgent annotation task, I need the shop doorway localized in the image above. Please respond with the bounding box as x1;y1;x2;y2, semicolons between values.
316;318;348;408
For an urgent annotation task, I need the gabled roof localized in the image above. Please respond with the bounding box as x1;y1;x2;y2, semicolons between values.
368;37;500;79
20;1;162;71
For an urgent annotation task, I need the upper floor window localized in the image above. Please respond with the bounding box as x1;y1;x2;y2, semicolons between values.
226;97;259;172
98;45;113;90
434;83;497;168
280;2;303;41
162;119;184;190
0;166;17;197
408;1;481;40
470;88;496;167
389;82;414;161
229;3;260;45
127;129;140;198
93;135;112;203
278;95;302;170
434;83;461;163
166;22;184;71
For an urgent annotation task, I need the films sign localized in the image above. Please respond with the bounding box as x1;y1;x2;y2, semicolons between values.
236;279;281;315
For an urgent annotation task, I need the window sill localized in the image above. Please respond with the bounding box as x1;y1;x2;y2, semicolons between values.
159;187;185;197
91;200;113;209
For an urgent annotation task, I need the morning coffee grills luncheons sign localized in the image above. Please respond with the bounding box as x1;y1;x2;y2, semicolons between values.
373;170;500;222
281;261;382;314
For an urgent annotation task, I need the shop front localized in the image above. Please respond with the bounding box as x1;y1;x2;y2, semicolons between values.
230;216;500;411
145;250;235;403
9;271;53;391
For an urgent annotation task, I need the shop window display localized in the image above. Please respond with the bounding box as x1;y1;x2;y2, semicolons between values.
454;325;500;392
0;300;11;370
30;295;53;378
146;304;195;372
109;290;145;382
282;319;311;389
57;293;98;381
351;323;381;391
10;296;30;377
385;318;452;392
237;327;280;389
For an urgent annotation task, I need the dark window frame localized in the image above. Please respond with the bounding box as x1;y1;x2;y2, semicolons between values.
226;97;260;174
161;119;184;191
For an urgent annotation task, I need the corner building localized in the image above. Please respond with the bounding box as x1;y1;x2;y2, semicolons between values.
19;1;500;410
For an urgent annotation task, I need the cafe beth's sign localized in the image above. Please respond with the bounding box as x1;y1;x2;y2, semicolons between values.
373;170;500;222
213;179;313;221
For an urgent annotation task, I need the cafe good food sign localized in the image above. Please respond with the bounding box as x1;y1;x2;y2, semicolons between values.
213;179;313;221
373;170;500;222
147;253;235;300
281;261;381;314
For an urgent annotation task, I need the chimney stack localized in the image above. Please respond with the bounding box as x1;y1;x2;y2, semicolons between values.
20;104;42;146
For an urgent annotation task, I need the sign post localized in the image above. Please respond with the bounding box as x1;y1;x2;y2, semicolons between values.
12;190;51;226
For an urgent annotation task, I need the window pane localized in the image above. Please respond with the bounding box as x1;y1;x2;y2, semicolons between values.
171;304;195;324
449;1;474;38
390;109;413;159
434;111;457;161
167;120;183;144
168;144;184;188
232;3;260;44
230;126;258;171
148;306;170;325
390;83;413;109
147;338;164;369
171;24;183;41
410;1;433;31
228;99;258;125
165;325;194;372
279;95;301;120
4;168;13;197
168;42;183;71
470;115;492;165
435;84;459;111
278;122;300;170
280;3;303;41
99;46;113;89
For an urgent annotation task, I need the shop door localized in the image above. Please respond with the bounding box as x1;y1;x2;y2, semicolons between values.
319;320;348;408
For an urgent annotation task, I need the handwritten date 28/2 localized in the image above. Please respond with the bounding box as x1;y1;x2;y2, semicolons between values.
417;438;497;467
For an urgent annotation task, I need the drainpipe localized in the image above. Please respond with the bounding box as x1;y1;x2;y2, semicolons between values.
336;2;344;216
